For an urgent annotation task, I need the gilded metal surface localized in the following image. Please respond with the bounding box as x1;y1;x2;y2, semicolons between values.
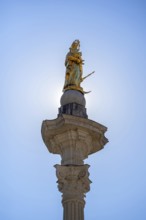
63;40;94;94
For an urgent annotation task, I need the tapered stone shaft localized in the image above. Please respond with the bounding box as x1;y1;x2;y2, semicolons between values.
63;201;84;220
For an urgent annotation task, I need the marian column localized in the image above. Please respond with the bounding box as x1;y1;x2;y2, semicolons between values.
41;40;108;220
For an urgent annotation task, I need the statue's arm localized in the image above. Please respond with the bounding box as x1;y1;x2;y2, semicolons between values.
67;55;81;64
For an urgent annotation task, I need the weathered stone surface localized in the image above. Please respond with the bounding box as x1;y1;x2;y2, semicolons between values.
41;114;108;165
55;164;91;220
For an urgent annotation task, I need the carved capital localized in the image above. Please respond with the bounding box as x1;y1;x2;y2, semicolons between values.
41;115;108;165
50;129;92;165
55;164;91;205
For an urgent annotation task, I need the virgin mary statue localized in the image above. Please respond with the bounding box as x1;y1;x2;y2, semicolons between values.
63;40;84;93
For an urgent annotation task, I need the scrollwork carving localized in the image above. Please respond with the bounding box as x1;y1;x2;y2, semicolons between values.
55;164;91;200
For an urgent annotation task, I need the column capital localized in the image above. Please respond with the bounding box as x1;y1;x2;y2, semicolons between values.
42;114;108;165
55;164;91;205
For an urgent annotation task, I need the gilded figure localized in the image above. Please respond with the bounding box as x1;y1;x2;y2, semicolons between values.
63;40;94;94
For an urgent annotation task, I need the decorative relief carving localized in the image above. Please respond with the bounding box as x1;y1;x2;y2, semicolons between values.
55;165;91;204
41;114;108;162
48;129;92;165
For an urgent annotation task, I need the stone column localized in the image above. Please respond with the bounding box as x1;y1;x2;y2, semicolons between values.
41;90;108;220
55;165;91;220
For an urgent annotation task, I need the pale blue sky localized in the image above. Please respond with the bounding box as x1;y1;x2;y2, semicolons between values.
0;0;146;220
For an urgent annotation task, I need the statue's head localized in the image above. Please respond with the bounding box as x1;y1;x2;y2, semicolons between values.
71;39;80;50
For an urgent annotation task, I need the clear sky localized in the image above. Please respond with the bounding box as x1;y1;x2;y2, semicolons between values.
1;0;146;220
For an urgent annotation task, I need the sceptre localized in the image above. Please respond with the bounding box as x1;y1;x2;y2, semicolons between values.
82;71;95;81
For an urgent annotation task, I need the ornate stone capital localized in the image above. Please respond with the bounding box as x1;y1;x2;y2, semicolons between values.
41;114;108;165
55;164;91;205
50;129;92;165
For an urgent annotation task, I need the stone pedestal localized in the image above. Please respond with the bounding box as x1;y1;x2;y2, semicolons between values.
58;90;88;118
41;90;108;220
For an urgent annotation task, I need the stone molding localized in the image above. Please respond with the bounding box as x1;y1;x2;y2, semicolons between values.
41;114;108;165
50;129;92;165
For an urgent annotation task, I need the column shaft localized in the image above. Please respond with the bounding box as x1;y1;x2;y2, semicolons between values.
63;201;84;220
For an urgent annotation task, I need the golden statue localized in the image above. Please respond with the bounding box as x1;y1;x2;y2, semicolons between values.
63;40;94;94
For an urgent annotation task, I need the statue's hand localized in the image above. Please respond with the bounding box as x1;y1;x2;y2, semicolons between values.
75;58;81;64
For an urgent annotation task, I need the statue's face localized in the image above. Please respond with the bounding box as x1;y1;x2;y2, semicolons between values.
72;40;80;50
76;42;80;50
